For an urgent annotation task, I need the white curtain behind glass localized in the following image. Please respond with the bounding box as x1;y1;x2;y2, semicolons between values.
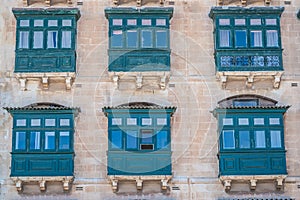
62;31;71;48
19;31;29;48
251;31;262;47
219;30;230;47
266;30;278;47
271;130;281;148
47;31;58;48
33;31;43;48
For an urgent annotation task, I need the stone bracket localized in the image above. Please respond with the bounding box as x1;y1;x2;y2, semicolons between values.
216;71;284;89
113;0;164;6
108;175;172;192
23;0;73;6
217;0;271;6
220;175;287;192
11;176;74;192
15;73;75;91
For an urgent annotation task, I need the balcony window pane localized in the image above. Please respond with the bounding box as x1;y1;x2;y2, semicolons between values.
269;118;280;125
156;19;166;26
254;118;264;125
239;131;250;148
127;19;137;26
62;31;72;48
19;31;29;49
62;19;72;26
111;130;122;149
157;131;168;149
219;30;230;47
156;30;167;48
47;31;58;48
48;20;58;26
31;119;41;126
59;131;70;149
45;131;55;150
141;130;153;144
142;19;152;26
127;118;137;125
234;19;245;26
30;131;41;150
255;131;266;148
266;30;278;47
142;118;152;126
34;19;43;27
271;130;281;148
45;119;56;126
112;19;122;26
16;119;26;127
20;20;29;27
127;30;138;48
15;132;26;150
235;30;247;47
157;118;167;125
238;118;249;125
126;131;138;149
222;130;235;149
266;19;277;25
250;31;263;47
111;30;123;47
141;30;153;48
60;119;70;126
112;118;122;125
223;118;233;125
250;19;261;25
219;19;230;26
33;31;43;48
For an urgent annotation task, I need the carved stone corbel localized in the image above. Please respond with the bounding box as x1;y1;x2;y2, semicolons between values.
223;179;231;192
45;0;51;6
67;0;72;5
113;0;119;5
63;179;70;191
246;74;254;88
23;0;28;6
250;179;257;190
19;78;27;91
159;0;164;5
161;179;168;190
42;77;49;90
276;178;284;190
65;76;72;90
218;0;223;5
112;75;119;88
241;0;247;6
112;179;118;192
16;180;23;192
137;0;142;7
220;74;227;89
160;75;167;90
265;0;271;5
39;180;46;191
273;74;281;89
136;74;143;89
136;179;143;190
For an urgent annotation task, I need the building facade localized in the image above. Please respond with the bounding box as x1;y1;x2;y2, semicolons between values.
0;0;300;199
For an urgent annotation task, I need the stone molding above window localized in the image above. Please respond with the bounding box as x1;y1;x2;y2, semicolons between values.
23;0;73;7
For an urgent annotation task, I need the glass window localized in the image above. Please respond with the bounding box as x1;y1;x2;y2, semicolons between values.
45;131;55;150
254;118;264;125
62;19;72;27
112;19;122;26
47;31;58;48
126;131;138;149
59;131;70;149
111;130;122;149
45;119;55;126
222;130;235;149
234;19;245;26
157;131;168;149
233;99;258;106
142;118;152;125
269;118;280;125
48;20;58;26
255;131;266;148
127;19;137;26
112;118;122;125
62;31;72;48
156;19;166;26
250;19;261;25
235;30;247;47
266;19;277;25
111;30;123;47
127;118;137;125
30;131;41;150
60;119;70;126
157;118;167;125
19;31;29;49
250;30;263;47
33;31;44;49
141;130;153;144
127;30;138;48
223;118;233;125
266;30;278;47
270;130;281;148
141;30;153;48
34;19;44;27
238;118;249;125
31;119;41;126
15;131;26;150
219;19;230;26
142;19;152;26
20;19;29;27
239;131;250;148
219;30;230;47
16;119;26;127
156;30;168;48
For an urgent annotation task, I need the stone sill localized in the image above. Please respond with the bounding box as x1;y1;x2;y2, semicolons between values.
11;176;74;192
219;174;287;191
107;175;172;192
15;72;75;90
216;71;284;89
